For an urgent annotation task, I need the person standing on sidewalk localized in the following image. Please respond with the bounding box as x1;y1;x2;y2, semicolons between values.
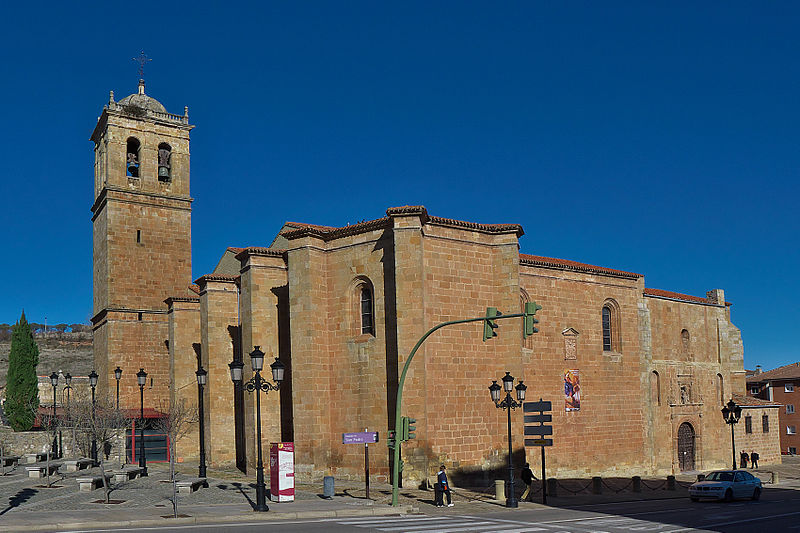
435;465;453;507
751;451;759;469
520;463;534;501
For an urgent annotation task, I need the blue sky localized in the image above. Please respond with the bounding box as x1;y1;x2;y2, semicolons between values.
0;2;797;370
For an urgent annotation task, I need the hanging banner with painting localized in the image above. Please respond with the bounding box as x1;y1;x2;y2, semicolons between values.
564;369;580;411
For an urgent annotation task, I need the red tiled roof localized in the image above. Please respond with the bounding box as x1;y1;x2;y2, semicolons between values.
732;393;782;407
746;362;800;383
226;247;245;254
643;288;732;307
194;273;239;285
234;247;288;261
188;284;200;295
282;221;339;232
520;254;641;279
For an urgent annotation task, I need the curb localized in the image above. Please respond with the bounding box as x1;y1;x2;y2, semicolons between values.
2;505;416;532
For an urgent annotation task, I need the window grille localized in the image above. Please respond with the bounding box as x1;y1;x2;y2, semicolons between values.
360;287;374;335
745;415;752;434
602;306;612;351
762;414;769;433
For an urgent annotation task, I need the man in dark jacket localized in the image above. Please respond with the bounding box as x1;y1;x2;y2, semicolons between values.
750;451;759;469
521;463;534;501
435;465;453;507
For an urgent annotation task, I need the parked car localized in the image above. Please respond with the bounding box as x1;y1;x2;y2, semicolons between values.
688;470;762;502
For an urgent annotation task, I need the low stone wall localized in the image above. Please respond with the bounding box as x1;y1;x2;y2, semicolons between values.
0;426;125;461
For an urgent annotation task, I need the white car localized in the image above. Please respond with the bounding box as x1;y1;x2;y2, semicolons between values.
688;470;762;502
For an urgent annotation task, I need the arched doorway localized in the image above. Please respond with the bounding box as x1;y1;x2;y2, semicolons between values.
678;422;695;471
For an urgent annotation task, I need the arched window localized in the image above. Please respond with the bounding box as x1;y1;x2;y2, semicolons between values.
126;137;141;177
360;286;374;335
651;371;661;406
602;299;621;352
602;307;612;351
681;329;690;359
158;143;172;182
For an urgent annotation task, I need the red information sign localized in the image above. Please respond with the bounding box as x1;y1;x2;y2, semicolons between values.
269;442;294;502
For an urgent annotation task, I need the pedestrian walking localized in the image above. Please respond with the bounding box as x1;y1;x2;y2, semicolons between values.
751;451;759;469
520;463;534;501
434;465;453;507
740;451;749;469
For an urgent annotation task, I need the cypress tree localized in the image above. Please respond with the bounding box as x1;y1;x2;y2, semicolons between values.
5;311;40;431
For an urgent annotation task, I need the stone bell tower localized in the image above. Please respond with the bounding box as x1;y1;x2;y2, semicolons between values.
90;78;194;410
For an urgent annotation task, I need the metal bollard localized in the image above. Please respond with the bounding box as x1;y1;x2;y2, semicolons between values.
323;476;335;498
592;476;602;494
667;475;676;490
632;476;641;493
547;478;558;497
495;479;505;501
771;471;779;484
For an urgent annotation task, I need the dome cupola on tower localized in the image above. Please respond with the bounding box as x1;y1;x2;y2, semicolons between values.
117;80;168;113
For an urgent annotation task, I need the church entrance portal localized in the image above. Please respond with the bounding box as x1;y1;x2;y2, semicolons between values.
678;422;695;471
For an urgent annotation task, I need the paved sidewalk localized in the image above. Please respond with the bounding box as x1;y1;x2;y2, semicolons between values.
1;457;798;532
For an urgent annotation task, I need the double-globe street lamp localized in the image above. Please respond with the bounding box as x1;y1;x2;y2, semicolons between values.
721;398;742;470
196;366;208;480
229;346;286;512
489;372;527;508
137;368;149;476
88;370;98;465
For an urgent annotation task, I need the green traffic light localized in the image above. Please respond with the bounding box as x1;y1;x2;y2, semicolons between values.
483;307;501;341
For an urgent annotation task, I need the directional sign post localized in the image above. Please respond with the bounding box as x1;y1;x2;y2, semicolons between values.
523;399;553;505
343;430;379;499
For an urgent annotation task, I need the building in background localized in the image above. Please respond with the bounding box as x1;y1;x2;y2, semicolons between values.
747;362;800;455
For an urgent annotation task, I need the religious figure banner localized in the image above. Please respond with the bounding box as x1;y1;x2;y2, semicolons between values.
564;369;580;411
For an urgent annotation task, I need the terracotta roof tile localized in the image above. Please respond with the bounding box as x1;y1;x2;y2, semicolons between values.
188;284;200;295
644;288;710;304
746;362;800;382
226;247;245;254
520;254;641;279
732;393;782;407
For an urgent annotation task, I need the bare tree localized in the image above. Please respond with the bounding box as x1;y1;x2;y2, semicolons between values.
64;392;128;503
152;398;198;518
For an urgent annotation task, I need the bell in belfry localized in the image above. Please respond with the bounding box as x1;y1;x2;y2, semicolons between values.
158;147;171;180
127;152;139;177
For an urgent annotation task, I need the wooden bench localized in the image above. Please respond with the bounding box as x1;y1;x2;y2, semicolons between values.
22;453;48;464
63;459;94;472
26;463;61;478
175;477;207;494
111;466;144;483
0;456;20;468
76;473;113;492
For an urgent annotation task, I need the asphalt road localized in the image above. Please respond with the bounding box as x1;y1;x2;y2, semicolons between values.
64;485;800;533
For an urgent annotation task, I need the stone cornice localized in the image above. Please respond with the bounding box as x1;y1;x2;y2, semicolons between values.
90;186;193;218
234;247;288;262
520;254;641;280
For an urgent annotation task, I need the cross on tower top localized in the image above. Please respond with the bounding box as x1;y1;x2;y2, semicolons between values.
133;51;152;81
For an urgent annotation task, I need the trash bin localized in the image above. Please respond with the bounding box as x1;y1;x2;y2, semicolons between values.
323;475;335;498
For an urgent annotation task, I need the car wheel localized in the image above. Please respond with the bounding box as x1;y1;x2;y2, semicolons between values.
690;497;699;502
752;487;761;501
724;489;733;502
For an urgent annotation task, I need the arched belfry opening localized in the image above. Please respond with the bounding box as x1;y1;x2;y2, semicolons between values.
158;142;172;182
126;137;140;177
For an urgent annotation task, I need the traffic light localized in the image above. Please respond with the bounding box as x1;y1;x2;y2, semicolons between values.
483;307;501;341
404;417;417;440
387;430;397;450
523;301;542;338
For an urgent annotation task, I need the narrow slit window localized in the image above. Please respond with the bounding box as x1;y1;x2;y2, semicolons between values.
762;414;769;433
136;230;141;243
745;415;752;434
138;312;143;321
360;287;374;335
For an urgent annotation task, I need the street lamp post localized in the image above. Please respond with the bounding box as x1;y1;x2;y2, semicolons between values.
49;372;59;458
136;368;148;476
88;370;98;465
64;373;72;413
229;346;285;512
489;372;527;509
721;398;742;470
196;366;208;480
114;367;123;410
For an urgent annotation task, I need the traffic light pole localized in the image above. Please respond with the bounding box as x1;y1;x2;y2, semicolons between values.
390;311;526;507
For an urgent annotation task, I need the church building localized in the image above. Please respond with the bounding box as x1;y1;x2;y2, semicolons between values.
91;80;774;485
